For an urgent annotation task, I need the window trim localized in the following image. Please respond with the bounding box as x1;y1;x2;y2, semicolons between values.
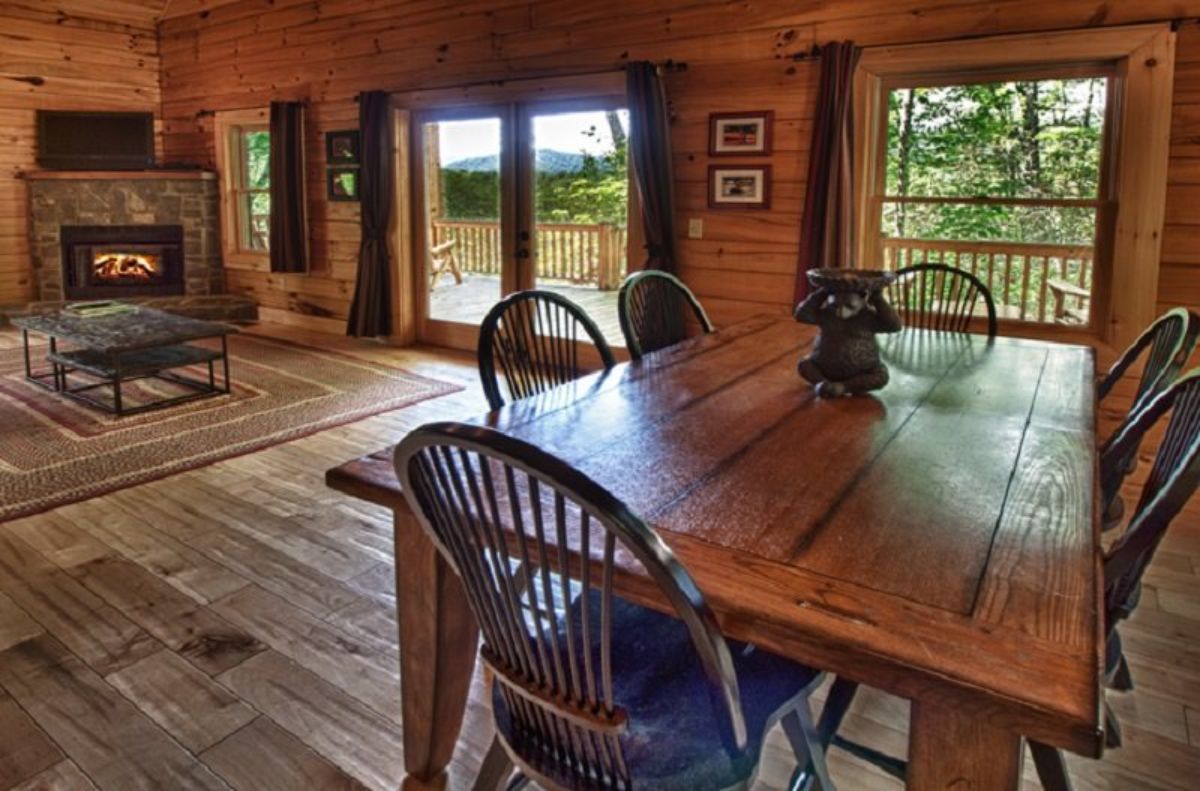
853;24;1176;349
214;108;270;267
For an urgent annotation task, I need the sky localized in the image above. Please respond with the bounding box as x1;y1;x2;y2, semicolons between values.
434;110;630;164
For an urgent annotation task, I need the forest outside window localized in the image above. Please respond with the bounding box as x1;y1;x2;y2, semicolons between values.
867;70;1113;329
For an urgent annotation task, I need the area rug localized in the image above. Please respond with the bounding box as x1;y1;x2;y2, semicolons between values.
0;334;462;522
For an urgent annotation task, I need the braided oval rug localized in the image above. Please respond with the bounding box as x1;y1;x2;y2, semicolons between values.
0;333;460;522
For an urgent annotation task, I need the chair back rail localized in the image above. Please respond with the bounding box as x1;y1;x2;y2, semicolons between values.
618;271;714;360
478;290;616;410
1097;307;1199;411
1101;368;1200;627
886;263;997;338
395;422;747;789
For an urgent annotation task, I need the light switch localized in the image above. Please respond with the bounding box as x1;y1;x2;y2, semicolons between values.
688;218;703;239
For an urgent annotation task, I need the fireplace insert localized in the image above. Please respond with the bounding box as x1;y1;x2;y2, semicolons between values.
61;225;185;300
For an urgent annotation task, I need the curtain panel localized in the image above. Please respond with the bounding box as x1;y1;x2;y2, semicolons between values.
268;101;309;273
627;62;678;273
347;90;394;338
795;42;862;302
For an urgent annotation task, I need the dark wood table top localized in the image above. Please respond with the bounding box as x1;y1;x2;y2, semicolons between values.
11;305;237;354
327;315;1102;756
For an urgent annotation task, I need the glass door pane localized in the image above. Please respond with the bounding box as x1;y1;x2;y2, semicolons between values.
420;115;505;331
526;107;629;343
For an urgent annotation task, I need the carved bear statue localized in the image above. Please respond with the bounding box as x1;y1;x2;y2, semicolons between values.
794;284;903;397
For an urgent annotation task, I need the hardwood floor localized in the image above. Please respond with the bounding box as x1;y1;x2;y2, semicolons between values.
0;323;1197;790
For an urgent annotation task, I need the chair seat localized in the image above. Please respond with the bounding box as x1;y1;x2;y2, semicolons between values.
493;593;821;790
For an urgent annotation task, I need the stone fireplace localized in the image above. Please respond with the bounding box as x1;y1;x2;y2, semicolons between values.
26;171;222;303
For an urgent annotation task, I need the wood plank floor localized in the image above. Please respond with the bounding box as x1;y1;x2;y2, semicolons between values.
0;323;1197;790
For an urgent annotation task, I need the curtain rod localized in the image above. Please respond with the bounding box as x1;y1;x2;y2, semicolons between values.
352;60;688;101
795;16;1193;60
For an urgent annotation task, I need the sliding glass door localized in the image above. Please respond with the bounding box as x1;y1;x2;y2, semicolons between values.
412;91;631;351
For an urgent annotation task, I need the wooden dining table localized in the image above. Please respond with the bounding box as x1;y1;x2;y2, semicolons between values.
326;314;1102;790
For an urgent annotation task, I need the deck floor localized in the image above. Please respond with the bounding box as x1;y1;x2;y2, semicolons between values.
0;324;1197;790
430;273;624;346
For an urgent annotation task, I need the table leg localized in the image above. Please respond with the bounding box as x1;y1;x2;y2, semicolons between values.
393;502;479;790
907;700;1023;790
113;354;124;416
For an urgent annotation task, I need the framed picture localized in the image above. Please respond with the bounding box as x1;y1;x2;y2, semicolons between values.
708;165;771;210
327;167;360;201
709;111;773;156
326;130;360;164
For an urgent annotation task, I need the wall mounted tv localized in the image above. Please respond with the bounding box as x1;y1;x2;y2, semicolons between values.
36;111;155;170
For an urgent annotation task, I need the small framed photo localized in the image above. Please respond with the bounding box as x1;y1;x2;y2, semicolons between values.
327;167;360;201
709;165;771;210
326;130;360;165
709;111;773;156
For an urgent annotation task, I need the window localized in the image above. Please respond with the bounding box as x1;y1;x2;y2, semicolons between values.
232;127;270;252
853;25;1176;348
214;109;271;261
874;73;1111;327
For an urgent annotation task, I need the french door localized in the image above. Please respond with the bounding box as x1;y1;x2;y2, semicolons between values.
412;93;631;351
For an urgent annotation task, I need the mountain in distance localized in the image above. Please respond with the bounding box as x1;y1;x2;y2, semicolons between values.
443;149;586;174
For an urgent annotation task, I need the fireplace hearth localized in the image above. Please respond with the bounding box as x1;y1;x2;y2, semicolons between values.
61;225;185;300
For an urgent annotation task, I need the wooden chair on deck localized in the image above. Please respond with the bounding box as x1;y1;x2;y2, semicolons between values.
801;369;1200;791
394;422;838;791
478;290;616;410
429;238;462;291
887;263;997;338
618;270;714;360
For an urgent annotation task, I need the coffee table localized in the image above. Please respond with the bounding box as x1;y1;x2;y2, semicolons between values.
12;305;237;417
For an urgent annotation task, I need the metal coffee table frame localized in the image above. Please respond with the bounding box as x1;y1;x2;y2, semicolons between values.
15;309;235;417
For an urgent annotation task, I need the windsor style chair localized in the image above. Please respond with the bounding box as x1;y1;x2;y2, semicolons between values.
809;368;1200;791
395;422;837;791
887;263;998;338
1097;308;1199;526
478;290;616;410
618;270;714;359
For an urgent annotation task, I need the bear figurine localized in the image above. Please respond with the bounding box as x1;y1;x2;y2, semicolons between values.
794;272;903;397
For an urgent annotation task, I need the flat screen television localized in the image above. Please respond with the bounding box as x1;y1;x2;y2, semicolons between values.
36;111;155;170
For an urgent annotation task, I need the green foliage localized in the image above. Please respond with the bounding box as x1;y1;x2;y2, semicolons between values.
243;130;270;189
885;78;1105;244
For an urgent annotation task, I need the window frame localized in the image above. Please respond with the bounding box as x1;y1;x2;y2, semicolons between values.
865;65;1117;334
214;108;270;267
853;24;1176;349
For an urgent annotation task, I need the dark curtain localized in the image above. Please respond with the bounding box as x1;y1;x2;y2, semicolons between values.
268;101;308;273
347;90;394;337
795;41;861;302
627;62;678;273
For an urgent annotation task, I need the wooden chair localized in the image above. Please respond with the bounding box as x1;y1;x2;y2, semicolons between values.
803;369;1200;791
478;290;616;410
618;270;714;360
886;263;997;338
395;421;837;791
1097;308;1199;524
1030;367;1200;790
429;238;462;291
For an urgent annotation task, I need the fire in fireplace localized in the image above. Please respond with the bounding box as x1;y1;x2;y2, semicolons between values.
92;251;162;282
61;225;184;300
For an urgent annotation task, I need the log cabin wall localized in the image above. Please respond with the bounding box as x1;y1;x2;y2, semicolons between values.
0;2;161;307
149;2;1200;334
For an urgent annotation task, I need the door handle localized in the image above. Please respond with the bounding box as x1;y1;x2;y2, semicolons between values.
516;249;530;259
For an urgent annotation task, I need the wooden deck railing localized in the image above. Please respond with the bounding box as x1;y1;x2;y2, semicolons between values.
881;237;1095;324
431;220;628;290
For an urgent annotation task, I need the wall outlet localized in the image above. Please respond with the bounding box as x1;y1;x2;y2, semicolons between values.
688;218;703;239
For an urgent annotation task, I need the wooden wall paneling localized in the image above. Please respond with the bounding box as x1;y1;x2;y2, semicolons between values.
0;5;160;307
140;3;1200;335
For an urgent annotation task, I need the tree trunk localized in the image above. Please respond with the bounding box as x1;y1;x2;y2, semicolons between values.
1020;81;1041;189
605;110;626;146
896;88;917;237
